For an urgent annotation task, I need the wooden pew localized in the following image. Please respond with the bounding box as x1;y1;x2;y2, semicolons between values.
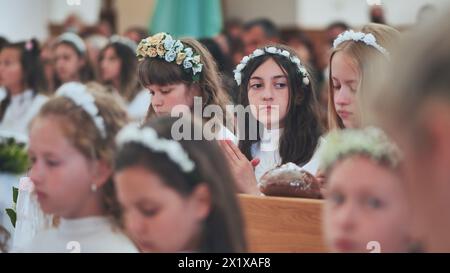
238;194;327;253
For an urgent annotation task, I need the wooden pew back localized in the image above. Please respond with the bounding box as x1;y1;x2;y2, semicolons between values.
238;194;327;252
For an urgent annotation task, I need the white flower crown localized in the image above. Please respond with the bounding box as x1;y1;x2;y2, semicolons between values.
317;127;401;172
55;82;107;139
116;124;195;173
333;30;389;57
233;46;311;86
57;32;87;54
110;35;137;52
136;33;203;82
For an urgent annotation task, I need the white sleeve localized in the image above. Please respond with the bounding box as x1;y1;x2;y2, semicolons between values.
127;90;152;122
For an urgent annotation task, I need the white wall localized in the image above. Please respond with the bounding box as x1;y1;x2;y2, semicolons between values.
48;0;101;25
224;0;450;29
0;0;101;42
0;0;50;42
297;0;450;28
224;0;297;27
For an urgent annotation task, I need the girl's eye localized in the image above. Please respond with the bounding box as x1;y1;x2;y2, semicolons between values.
46;159;60;167
250;83;263;89
366;197;384;209
149;90;155;96
333;84;341;91
160;89;171;94
29;156;36;165
140;208;159;217
274;82;287;88
329;192;345;206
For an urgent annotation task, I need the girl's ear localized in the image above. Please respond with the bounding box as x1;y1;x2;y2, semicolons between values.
92;160;113;188
294;89;303;105
189;183;211;221
188;84;202;98
77;57;87;70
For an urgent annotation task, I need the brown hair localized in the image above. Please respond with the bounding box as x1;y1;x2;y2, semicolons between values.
0;39;48;121
365;15;450;148
327;23;400;130
115;116;247;253
32;82;128;225
137;37;233;131
53;40;95;89
237;44;322;166
98;43;142;102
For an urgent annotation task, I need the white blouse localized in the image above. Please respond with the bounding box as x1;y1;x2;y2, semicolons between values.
251;127;321;183
216;124;238;144
25;216;138;253
127;89;152;123
0;89;48;137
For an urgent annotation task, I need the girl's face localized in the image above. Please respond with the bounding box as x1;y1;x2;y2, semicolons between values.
54;44;84;83
247;58;290;129
115;166;210;253
146;83;201;116
0;48;24;93
28;116;103;218
331;51;360;128
100;47;121;82
40;46;55;88
323;156;410;253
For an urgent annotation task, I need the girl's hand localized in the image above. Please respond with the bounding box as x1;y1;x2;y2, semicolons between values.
316;169;327;197
219;139;261;195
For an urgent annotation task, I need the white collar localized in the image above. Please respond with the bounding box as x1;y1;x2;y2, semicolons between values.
260;126;284;151
59;216;113;233
10;89;34;103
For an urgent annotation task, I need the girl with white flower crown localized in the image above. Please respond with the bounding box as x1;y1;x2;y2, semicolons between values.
328;23;400;129
98;36;151;122
319;127;414;253
136;32;236;142
53;33;95;90
114;116;247;253
0;39;48;137
220;44;323;195
23;82;137;252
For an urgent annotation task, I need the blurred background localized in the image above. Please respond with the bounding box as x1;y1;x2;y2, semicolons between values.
1;0;448;40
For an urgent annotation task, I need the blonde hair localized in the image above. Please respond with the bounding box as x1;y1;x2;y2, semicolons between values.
32;82;128;225
137;37;234;133
327;23;400;130
365;14;450;148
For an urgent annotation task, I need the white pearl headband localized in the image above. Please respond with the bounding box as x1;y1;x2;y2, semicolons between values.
55;82;107;139
116;124;195;173
57;32;87;54
333;30;389;57
233;46;311;86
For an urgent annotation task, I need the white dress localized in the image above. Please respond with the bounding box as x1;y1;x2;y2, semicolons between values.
127;89;152;123
0;89;48;138
24;216;138;253
251;127;321;183
216;124;238;144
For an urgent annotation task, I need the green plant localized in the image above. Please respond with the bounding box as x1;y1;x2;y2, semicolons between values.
0;137;28;174
5;187;18;228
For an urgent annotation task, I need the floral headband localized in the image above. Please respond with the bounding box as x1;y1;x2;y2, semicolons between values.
116;124;195;173
333;30;389;57
57;32;87;54
234;46;311;86
55;82;107;139
136;33;203;82
317;127;401;172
